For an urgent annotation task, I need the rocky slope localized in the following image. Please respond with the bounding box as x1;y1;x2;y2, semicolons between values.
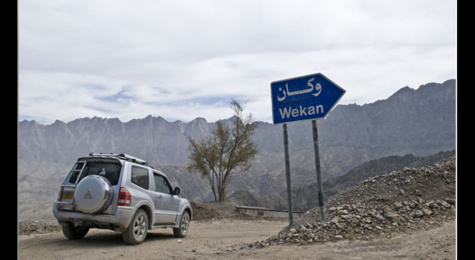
233;150;455;211
252;156;456;247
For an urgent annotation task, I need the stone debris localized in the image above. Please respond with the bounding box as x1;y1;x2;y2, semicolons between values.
19;220;62;235
249;156;456;248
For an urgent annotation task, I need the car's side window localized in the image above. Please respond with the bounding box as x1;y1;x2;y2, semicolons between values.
154;173;172;194
131;166;150;189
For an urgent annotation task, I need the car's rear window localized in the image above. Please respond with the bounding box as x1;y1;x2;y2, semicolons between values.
68;161;122;186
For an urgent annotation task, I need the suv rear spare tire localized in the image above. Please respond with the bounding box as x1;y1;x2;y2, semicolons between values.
74;175;113;214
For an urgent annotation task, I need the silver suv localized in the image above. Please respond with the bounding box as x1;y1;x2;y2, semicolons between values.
53;153;192;245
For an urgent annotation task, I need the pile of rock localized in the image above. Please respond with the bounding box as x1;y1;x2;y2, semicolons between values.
19;220;62;235
250;156;456;247
329;156;455;208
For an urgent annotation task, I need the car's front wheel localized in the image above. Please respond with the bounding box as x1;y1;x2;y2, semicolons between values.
122;209;148;245
173;211;190;238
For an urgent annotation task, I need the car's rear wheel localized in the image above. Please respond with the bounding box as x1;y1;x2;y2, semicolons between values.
62;222;89;239
173;211;190;238
122;209;148;245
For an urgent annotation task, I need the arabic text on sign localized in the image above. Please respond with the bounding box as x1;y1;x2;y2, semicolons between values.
277;77;322;102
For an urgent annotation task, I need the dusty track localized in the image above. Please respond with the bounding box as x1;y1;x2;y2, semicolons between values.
19;218;455;260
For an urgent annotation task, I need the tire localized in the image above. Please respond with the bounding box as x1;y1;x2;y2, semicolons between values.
74;175;113;214
62;222;89;239
122;209;148;245
173;211;190;238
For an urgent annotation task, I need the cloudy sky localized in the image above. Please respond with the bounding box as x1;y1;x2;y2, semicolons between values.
18;0;456;125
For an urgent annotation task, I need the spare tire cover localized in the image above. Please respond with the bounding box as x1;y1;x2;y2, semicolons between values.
74;175;113;214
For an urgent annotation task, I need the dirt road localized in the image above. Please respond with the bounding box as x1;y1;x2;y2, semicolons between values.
19;218;455;260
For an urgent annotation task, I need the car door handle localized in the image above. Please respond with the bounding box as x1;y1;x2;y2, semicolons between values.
157;195;162;199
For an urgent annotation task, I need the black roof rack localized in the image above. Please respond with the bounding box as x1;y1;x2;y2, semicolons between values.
88;152;149;166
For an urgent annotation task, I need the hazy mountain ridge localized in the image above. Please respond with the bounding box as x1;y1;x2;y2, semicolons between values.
18;79;455;219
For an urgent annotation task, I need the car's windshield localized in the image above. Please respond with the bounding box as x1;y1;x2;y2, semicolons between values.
68;161;122;186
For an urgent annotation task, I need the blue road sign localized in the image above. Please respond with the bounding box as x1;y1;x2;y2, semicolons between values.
271;73;345;124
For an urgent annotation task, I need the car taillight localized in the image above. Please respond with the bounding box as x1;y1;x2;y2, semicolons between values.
118;187;131;206
57;187;64;202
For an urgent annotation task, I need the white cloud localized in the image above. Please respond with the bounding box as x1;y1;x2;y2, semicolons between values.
18;0;456;124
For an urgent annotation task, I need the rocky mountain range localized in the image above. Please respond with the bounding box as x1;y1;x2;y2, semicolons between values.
18;79;455;220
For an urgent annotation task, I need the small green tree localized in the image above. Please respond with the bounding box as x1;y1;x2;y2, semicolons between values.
187;100;258;202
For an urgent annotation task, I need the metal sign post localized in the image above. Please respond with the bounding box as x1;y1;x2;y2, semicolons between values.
312;120;325;220
282;123;293;226
270;73;345;226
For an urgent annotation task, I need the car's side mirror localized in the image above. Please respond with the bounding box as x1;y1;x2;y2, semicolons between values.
172;187;181;196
